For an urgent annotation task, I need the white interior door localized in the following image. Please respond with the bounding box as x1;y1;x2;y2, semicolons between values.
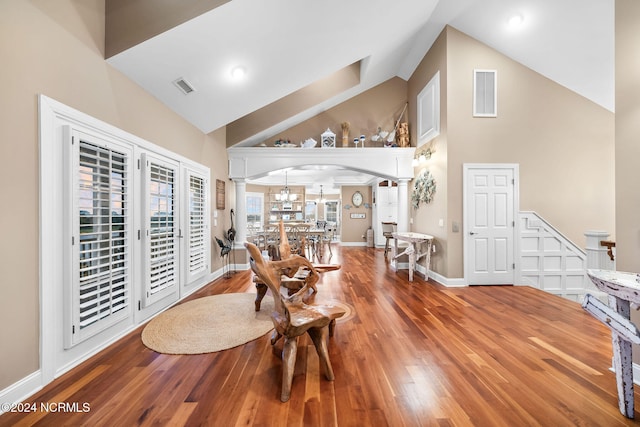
465;165;517;285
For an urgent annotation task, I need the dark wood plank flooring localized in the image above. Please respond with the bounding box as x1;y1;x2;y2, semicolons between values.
2;245;639;426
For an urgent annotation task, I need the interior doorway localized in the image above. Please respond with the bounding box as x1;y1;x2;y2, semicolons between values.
463;164;519;285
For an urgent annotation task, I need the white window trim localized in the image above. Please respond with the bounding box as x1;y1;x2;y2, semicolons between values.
141;152;181;309
246;191;264;230
182;167;210;290
39;95;211;386
63;128;136;349
417;70;440;146
325;200;339;224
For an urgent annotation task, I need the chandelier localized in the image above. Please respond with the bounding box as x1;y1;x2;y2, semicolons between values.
317;185;326;204
275;171;297;201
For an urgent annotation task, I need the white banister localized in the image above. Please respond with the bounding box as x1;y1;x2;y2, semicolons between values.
585;230;615;271
518;212;588;302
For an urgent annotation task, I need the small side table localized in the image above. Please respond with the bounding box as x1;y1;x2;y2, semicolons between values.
392;232;434;281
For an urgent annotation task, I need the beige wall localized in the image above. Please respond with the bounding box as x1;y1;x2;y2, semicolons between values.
615;0;640;272
615;0;640;363
252;24;616;280
105;0;230;58
264;77;408;148
0;1;227;389
228;62;361;146
407;29;449;276
428;26;615;279
341;186;372;243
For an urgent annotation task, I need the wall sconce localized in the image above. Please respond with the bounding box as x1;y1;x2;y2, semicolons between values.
412;147;434;167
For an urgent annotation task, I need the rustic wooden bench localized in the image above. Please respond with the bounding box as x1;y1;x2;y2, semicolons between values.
245;241;345;402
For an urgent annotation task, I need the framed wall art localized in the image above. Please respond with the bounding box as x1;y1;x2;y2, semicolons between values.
216;179;225;210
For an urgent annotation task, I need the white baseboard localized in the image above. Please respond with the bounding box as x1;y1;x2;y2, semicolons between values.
1;272;218;410
340;242;367;247
398;263;467;288
428;269;467;287
0;371;42;414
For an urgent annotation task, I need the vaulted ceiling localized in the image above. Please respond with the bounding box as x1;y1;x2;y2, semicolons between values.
105;0;613;188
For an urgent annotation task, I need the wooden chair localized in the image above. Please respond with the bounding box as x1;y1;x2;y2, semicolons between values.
245;241;346;402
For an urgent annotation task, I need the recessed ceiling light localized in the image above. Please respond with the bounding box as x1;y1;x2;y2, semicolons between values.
230;66;246;80
507;13;524;29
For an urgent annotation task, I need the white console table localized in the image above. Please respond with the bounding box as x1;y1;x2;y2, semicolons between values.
392;232;433;282
584;269;640;418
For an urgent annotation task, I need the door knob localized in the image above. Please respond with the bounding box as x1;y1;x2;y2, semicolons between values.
469;232;477;235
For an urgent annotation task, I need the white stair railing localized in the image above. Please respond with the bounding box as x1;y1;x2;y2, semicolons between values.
518;212;601;302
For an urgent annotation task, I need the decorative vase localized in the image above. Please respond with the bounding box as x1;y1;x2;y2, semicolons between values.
341;121;350;147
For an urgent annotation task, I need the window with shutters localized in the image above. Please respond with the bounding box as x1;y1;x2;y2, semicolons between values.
41;95;211;371
67;133;133;347
186;170;208;282
143;154;179;307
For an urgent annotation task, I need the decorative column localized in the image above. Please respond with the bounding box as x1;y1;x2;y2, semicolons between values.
397;179;410;233
233;179;247;249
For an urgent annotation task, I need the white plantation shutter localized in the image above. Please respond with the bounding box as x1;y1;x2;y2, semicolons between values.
67;133;132;347
186;171;208;281
143;153;179;306
41;96;212;372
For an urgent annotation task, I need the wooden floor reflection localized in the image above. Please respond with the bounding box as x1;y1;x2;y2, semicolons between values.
1;245;637;426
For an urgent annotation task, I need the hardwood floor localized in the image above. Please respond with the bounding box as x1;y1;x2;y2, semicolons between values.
2;245;639;426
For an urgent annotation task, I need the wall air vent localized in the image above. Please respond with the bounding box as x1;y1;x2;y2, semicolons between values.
173;78;195;95
473;69;497;117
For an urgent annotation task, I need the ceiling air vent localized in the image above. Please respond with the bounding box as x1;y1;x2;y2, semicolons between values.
173;77;195;95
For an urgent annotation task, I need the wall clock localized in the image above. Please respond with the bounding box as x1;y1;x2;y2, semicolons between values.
352;191;363;207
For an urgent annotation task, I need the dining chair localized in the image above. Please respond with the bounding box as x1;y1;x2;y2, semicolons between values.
381;221;397;258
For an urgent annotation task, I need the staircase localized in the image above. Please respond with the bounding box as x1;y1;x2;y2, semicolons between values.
518;212;610;302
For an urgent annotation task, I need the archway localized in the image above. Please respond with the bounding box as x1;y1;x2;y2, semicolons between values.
227;146;415;248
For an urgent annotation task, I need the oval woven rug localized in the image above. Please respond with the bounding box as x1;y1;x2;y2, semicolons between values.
141;293;274;355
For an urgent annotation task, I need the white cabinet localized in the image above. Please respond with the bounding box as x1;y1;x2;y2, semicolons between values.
375;184;398;246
